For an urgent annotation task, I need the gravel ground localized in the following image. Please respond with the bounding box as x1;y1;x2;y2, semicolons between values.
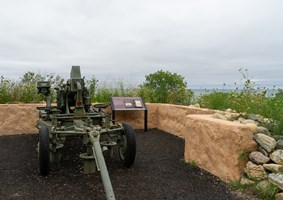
0;129;256;200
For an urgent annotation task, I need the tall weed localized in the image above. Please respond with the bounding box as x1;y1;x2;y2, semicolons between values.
87;78;139;103
0;72;63;103
198;68;283;135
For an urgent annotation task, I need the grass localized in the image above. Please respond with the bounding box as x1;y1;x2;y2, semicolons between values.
187;160;198;169
238;151;250;162
228;181;254;191
228;180;279;200
180;159;198;169
256;183;279;200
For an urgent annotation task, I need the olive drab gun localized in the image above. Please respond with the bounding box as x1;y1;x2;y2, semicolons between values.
36;66;136;200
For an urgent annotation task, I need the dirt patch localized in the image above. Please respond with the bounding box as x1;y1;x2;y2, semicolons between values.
0;129;257;200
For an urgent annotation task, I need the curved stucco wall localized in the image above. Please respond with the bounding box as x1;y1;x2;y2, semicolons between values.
114;103;257;182
184;115;256;181
0;103;256;182
0;104;40;135
114;103;216;136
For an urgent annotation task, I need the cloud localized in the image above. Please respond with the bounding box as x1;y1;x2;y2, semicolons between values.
0;0;282;88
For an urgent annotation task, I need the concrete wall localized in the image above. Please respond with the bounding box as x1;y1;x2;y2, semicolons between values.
0;103;257;182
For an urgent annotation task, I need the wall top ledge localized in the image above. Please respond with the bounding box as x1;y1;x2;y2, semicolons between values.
186;114;250;129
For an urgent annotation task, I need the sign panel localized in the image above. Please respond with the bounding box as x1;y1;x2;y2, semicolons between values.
110;97;147;111
110;97;148;131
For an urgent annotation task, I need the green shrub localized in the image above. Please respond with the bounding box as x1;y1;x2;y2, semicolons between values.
139;70;193;104
198;92;231;110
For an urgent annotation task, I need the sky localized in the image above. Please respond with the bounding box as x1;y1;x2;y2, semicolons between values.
0;0;282;89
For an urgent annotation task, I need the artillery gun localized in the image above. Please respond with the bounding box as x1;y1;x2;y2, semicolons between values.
36;66;136;200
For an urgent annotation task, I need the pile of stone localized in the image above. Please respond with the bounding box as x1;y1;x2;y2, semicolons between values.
243;132;283;198
213;109;272;128
213;109;283;199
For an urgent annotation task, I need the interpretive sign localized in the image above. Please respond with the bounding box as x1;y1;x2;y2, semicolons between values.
110;97;146;110
110;97;148;131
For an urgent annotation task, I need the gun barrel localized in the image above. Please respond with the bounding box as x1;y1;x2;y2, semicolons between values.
89;133;116;200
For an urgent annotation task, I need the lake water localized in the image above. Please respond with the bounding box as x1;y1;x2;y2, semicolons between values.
191;88;279;97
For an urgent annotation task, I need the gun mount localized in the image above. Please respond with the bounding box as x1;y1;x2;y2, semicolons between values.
36;66;136;200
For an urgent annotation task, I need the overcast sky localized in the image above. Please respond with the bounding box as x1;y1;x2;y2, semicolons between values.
0;0;282;88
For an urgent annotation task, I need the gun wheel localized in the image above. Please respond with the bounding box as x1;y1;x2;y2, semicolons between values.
119;123;136;168
39;127;50;176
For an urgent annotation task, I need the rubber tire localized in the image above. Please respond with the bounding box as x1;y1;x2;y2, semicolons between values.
119;123;136;168
39;127;50;176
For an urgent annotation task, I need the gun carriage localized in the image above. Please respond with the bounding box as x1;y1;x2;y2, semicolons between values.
36;66;136;200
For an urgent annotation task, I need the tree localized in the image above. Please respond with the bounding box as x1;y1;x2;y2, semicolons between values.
139;70;192;104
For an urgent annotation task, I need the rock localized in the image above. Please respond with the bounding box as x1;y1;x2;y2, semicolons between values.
263;118;273;125
246;123;258;134
240;177;255;185
224;113;233;120
249;151;270;164
270;149;283;165
226;108;233;112
248;114;263;122
244;161;268;181
224;113;240;121
258;146;269;157
276;193;283;200
247;114;257;120
274;135;283;141
259;118;274;128
239;112;248;118
212;113;227;121
258;115;265;122
254;133;277;153
263;164;283;173
256;126;270;136
238;117;245;123
193;103;200;108
277;139;283;149
269;173;283;190
242;119;258;125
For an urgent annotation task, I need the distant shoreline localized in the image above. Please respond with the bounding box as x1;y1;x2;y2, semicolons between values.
191;88;281;97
